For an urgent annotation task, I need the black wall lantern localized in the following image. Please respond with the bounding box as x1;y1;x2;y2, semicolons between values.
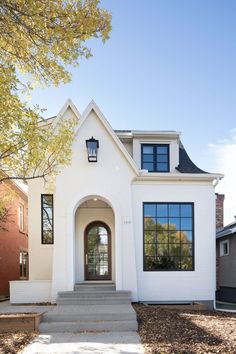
86;137;99;162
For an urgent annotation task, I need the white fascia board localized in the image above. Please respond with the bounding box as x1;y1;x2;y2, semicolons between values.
131;131;181;139
115;133;133;140
76;100;139;175
115;131;181;140
133;172;224;183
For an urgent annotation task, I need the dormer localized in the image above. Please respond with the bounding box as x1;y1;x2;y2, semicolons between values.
115;130;211;176
133;131;180;173
115;130;181;173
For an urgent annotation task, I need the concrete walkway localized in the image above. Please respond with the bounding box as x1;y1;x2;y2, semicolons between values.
0;301;144;354
22;332;144;354
0;300;55;314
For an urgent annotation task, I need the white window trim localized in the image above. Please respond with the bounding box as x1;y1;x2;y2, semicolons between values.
220;239;229;256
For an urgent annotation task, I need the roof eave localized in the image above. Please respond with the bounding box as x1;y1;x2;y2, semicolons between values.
115;131;181;140
134;172;224;182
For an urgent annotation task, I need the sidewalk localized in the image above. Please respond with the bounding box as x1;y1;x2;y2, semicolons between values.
22;332;144;354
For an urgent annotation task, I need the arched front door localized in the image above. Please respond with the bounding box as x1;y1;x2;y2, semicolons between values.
84;221;111;280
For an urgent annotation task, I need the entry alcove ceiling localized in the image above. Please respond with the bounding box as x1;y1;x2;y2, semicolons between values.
79;199;111;209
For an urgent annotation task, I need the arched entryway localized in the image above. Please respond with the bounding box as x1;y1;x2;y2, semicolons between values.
74;197;115;283
84;221;111;280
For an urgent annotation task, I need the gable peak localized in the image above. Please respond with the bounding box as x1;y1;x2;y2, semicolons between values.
52;98;80;128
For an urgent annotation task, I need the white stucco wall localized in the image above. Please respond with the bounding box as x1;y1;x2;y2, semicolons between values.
11;103;218;305
121;142;133;157
28;178;53;281
51;109;138;301
10;280;51;304
132;182;216;302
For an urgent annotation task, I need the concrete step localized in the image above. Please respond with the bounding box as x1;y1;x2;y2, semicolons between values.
58;291;131;298
39;302;137;333
74;284;116;291
39;320;138;333
42;311;136;322
57;298;131;305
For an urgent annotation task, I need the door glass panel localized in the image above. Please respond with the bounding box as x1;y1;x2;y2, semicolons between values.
86;225;109;278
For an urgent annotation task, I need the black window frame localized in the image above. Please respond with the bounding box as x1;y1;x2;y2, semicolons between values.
141;144;170;172
41;194;54;244
143;202;195;271
20;250;28;279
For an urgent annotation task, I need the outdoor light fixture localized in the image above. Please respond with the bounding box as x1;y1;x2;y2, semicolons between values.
86;137;99;162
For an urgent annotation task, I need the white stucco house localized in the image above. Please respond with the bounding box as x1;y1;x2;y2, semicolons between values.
10;100;223;308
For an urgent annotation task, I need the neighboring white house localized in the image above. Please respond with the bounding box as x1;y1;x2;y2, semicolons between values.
10;100;223;308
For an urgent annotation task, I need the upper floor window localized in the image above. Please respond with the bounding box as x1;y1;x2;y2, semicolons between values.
143;202;194;271
141;144;169;172
18;203;24;232
41;194;53;244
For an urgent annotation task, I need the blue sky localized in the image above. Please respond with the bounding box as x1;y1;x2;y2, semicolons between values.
29;1;236;222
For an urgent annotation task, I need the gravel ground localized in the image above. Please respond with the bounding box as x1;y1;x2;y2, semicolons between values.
0;333;36;354
133;303;236;354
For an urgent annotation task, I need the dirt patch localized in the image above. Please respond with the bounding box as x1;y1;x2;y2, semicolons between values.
0;332;36;354
133;303;236;354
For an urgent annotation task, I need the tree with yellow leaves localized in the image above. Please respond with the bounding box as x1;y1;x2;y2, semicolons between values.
0;0;111;225
0;0;111;183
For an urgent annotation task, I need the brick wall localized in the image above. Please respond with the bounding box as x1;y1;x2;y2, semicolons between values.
215;193;225;230
0;181;28;297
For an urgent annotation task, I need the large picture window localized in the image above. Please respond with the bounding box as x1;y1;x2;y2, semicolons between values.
141;144;169;172
143;202;194;271
41;194;53;244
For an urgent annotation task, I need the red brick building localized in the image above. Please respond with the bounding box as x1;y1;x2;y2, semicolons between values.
0;179;28;297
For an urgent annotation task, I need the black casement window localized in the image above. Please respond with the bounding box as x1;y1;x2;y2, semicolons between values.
141;144;169;172
20;250;28;279
41;194;54;244
143;202;194;271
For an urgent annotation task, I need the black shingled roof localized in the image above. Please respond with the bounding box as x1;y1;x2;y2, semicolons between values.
176;141;208;174
216;221;236;239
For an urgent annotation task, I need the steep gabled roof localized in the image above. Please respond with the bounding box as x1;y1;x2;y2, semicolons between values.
52;98;80;128
50;100;222;181
76;100;139;175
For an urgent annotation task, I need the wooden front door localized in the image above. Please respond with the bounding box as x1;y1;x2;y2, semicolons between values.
84;221;111;280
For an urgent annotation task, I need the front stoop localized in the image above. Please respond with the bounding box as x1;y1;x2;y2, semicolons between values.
39;283;138;333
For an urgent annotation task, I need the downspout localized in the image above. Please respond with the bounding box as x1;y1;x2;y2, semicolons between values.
213;177;222;188
213;299;217;311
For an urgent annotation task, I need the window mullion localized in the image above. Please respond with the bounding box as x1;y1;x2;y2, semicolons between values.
144;202;193;271
154;145;157;172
